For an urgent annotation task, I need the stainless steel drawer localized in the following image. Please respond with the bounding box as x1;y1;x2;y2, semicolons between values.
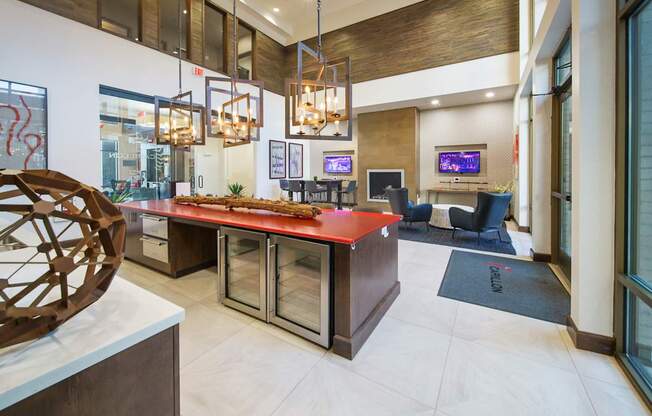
141;236;169;264
142;214;168;240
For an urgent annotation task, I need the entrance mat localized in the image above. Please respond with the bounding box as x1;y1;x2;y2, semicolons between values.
398;222;516;255
438;250;569;324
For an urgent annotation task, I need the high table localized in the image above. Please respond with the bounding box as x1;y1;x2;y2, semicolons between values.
119;199;401;359
0;277;184;416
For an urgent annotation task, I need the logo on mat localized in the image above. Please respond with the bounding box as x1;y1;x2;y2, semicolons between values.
487;262;512;294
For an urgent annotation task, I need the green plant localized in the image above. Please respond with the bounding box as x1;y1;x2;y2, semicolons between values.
228;182;246;197
109;189;133;203
492;181;515;193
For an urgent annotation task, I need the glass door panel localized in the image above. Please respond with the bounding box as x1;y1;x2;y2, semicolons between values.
558;95;572;278
269;235;330;347
628;295;652;379
219;227;267;320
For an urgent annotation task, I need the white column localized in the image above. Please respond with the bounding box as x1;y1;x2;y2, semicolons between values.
570;0;616;337
515;96;530;229
530;61;553;255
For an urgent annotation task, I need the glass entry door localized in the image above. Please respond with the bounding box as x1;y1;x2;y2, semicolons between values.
268;235;331;347
218;227;267;320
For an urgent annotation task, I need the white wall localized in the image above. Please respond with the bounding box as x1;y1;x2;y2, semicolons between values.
354;52;520;111
570;0;616;337
308;120;358;180
0;0;298;199
420;101;515;205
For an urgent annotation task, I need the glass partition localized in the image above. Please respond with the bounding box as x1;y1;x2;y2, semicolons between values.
100;0;140;41
99;89;172;202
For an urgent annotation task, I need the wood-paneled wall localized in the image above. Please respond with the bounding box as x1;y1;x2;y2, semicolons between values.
253;31;287;96
20;0;98;26
140;0;159;49
188;0;204;65
357;108;420;210
18;0;518;95
285;0;519;84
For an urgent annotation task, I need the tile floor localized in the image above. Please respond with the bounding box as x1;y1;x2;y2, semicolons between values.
119;236;650;416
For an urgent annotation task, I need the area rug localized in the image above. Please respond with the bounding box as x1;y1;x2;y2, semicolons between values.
397;222;516;255
438;250;570;324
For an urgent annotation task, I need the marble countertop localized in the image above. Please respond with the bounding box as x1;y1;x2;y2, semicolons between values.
0;276;185;410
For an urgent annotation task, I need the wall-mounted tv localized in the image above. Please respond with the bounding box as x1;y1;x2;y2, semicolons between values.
324;155;353;174
438;151;481;174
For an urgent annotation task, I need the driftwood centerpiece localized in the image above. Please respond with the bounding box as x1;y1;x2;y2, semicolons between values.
174;195;322;219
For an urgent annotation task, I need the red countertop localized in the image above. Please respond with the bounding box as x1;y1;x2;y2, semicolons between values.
119;199;401;245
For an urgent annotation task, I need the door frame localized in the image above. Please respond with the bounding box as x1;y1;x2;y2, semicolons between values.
551;31;573;281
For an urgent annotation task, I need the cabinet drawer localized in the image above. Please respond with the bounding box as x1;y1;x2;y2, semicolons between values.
142;214;168;240
141;236;169;264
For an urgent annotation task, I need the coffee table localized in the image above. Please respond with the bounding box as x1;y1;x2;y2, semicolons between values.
429;204;474;229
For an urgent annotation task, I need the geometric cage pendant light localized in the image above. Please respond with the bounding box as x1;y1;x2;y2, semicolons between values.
285;0;352;141
154;0;205;146
205;0;264;148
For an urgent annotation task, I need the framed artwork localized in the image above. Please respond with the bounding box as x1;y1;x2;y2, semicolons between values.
0;79;48;169
289;143;303;178
269;140;286;179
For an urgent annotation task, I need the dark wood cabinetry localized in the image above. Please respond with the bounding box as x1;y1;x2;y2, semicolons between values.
121;207;216;277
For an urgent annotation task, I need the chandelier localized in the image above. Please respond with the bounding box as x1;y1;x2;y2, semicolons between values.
205;0;264;148
154;0;205;146
285;0;352;141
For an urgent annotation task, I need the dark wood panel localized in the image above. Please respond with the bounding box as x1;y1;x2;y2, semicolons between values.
253;31;286;95
333;222;400;359
168;218;217;277
567;316;616;356
19;0;98;26
1;326;180;416
285;0;519;84
140;0;159;48
189;0;204;64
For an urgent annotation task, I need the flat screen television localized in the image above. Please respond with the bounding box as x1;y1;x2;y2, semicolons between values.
324;155;353;174
438;151;481;174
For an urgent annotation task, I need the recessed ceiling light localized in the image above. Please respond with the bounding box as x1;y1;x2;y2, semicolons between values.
273;7;280;12
431;99;440;105
485;91;495;98
183;9;187;14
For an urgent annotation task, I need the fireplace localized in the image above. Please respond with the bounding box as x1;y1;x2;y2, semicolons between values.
367;169;405;202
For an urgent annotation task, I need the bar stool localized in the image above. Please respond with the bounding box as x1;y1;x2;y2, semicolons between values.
304;181;328;203
287;180;302;201
338;180;358;206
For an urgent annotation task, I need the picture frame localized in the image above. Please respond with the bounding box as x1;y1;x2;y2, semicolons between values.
288;143;304;178
269;140;287;179
0;79;48;169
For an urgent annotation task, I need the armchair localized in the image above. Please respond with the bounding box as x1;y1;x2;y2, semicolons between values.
449;192;512;244
386;188;433;230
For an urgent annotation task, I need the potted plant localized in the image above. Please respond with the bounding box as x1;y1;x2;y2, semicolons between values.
227;182;246;197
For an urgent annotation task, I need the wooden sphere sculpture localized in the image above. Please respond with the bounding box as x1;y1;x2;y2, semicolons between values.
0;169;125;348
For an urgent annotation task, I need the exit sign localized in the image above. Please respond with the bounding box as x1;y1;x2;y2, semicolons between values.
191;66;204;76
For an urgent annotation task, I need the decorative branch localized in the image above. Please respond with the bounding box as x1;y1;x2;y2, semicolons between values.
174;195;322;219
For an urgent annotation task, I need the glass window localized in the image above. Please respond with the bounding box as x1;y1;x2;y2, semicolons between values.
628;0;652;287
555;36;571;87
160;0;189;58
623;0;652;399
100;0;140;41
237;23;254;80
0;79;47;169
99;88;172;202
205;4;225;72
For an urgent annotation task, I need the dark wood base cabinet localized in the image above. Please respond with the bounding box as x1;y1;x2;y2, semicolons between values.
333;222;400;359
0;326;180;416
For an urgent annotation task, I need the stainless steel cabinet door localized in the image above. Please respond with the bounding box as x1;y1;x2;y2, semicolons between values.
218;227;268;321
268;235;331;347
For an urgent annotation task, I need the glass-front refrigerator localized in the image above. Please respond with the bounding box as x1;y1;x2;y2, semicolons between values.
268;235;331;347
218;227;267;321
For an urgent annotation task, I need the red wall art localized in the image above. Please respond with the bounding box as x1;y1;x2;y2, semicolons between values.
0;80;47;169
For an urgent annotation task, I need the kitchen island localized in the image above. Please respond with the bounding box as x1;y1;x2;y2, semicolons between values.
119;199;401;359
